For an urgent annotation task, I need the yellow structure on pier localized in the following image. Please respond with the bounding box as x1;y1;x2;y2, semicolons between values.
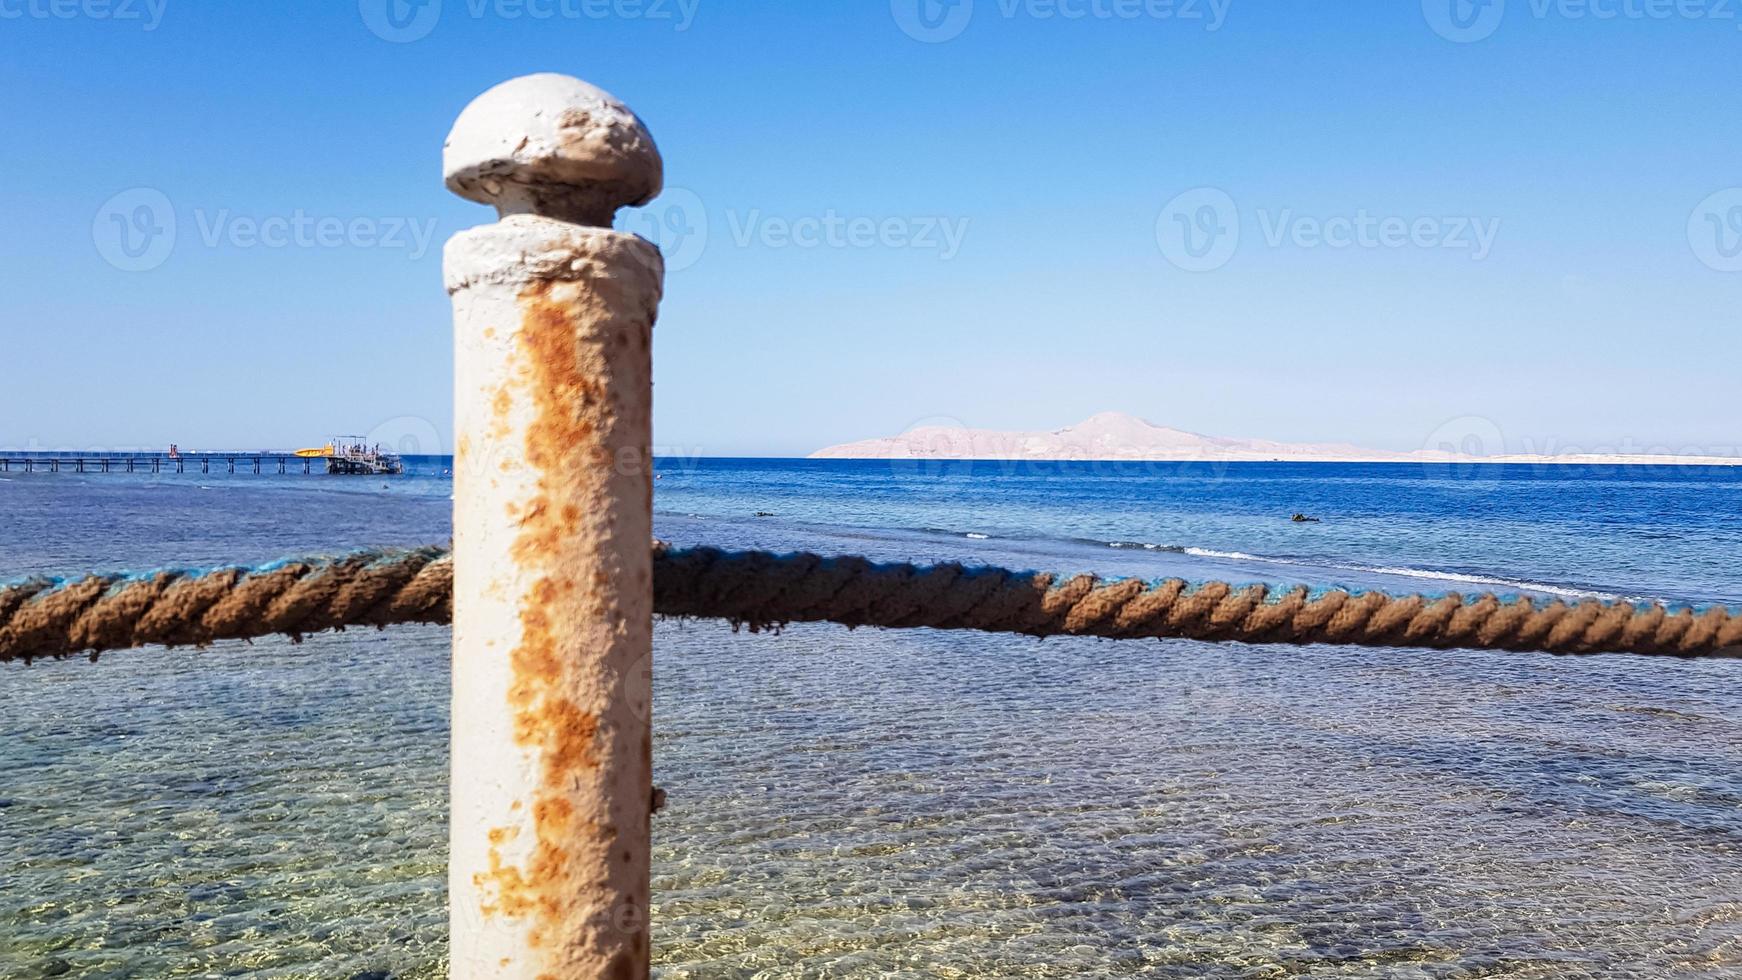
293;438;403;475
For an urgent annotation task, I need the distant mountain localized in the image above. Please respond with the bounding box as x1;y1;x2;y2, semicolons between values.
808;412;1738;465
809;412;1437;462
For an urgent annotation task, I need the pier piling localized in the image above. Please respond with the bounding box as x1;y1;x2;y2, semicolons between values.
444;74;664;979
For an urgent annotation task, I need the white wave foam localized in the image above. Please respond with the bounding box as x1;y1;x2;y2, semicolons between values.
1359;566;1624;602
1181;548;1624;601
965;532;989;540
1185;547;1267;561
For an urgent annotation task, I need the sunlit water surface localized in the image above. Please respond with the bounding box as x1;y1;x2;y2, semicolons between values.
2;462;1740;977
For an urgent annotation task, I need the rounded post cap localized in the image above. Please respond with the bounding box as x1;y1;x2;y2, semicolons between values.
444;73;662;225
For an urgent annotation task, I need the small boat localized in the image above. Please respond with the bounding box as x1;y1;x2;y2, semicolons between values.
293;437;403;476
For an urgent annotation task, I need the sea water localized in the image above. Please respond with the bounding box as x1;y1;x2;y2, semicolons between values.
1;459;1738;977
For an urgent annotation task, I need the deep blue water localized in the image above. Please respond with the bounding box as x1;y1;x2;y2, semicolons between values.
1;459;1739;977
649;458;1742;607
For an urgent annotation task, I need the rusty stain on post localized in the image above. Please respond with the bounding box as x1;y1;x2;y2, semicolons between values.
444;74;664;980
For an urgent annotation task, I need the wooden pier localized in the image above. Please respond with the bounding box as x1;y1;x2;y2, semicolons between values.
0;452;403;476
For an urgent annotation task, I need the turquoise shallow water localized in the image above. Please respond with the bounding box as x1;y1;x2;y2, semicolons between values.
2;461;1740;977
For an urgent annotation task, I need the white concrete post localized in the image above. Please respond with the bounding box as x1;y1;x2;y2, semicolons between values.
443;74;664;980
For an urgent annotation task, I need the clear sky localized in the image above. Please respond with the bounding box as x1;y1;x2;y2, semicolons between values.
3;1;1739;458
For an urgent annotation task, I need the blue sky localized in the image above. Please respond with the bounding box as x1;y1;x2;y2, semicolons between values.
3;1;1739;457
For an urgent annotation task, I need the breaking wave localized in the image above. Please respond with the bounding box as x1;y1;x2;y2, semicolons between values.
1179;547;1625;601
911;528;1629;602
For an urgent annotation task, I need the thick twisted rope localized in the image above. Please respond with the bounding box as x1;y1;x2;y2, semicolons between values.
0;548;455;664
1;545;1738;664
